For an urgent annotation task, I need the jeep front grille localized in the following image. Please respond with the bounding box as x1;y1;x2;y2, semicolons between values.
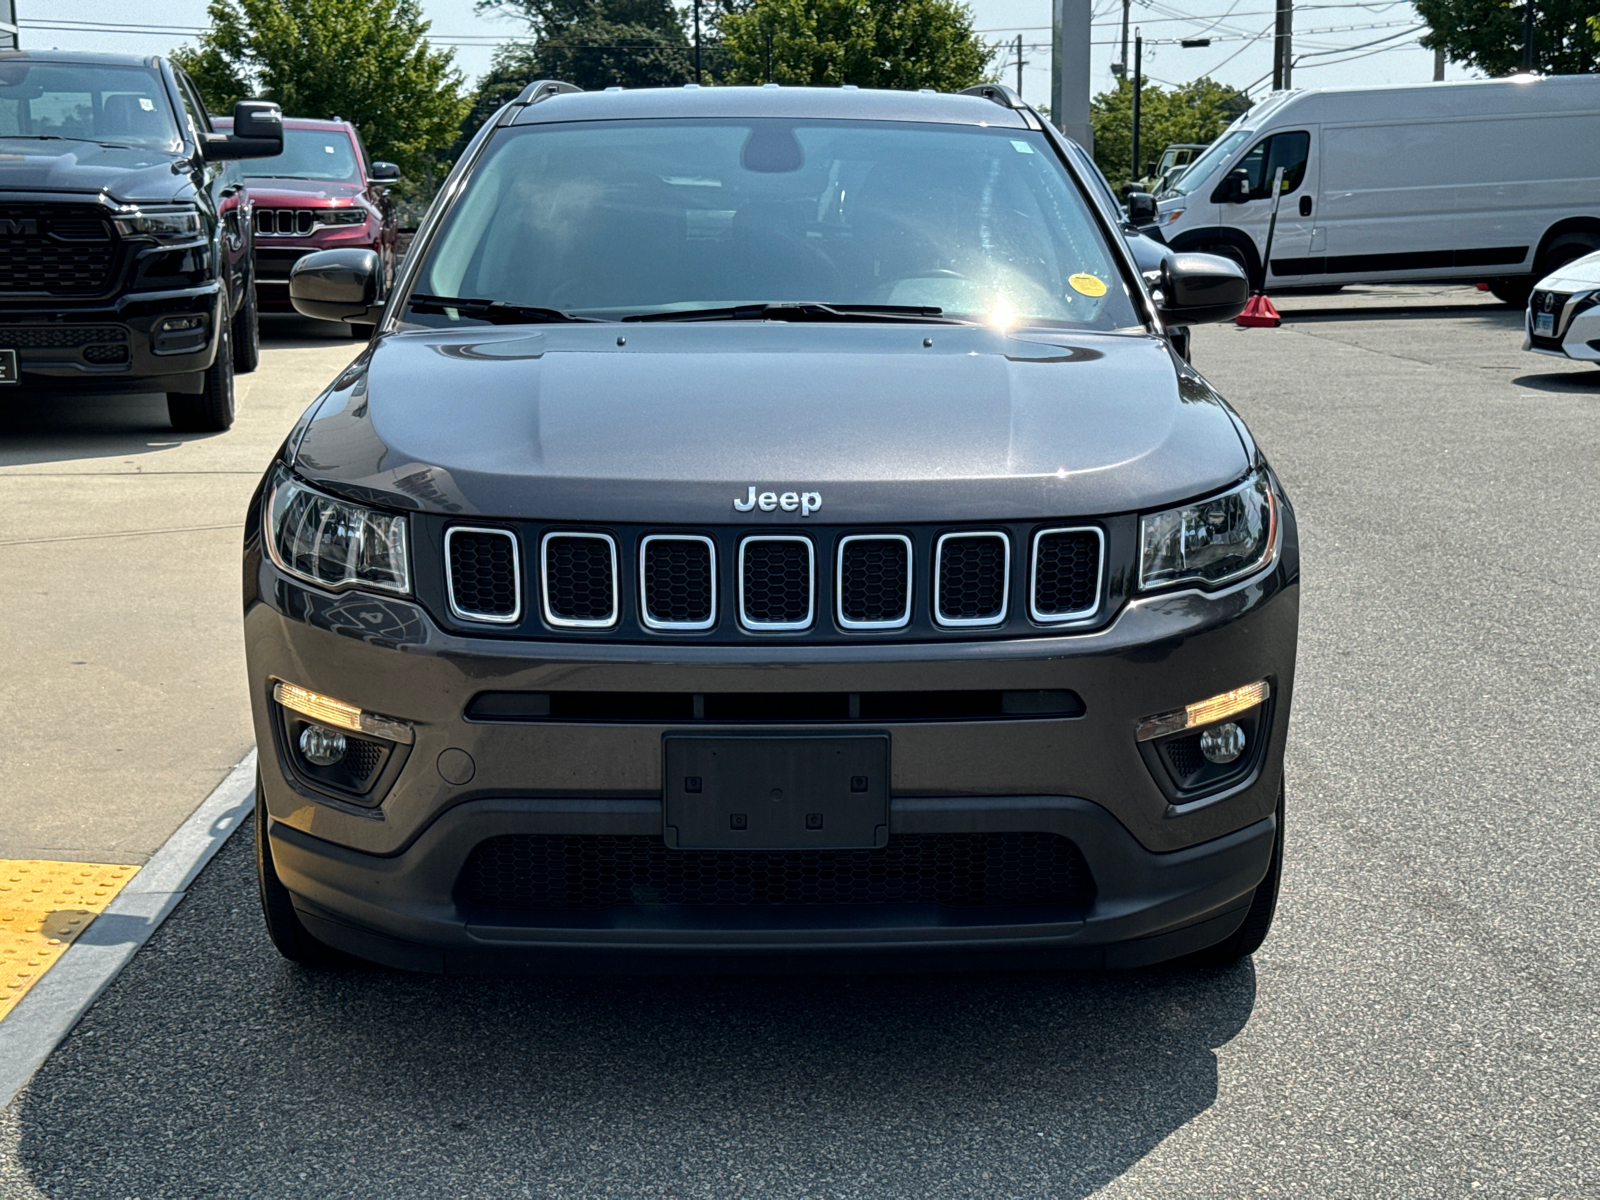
0;205;117;296
445;527;521;624
640;534;716;630
255;208;317;237
837;534;912;629
1029;528;1102;623
739;536;813;630
541;532;618;628
934;532;1009;627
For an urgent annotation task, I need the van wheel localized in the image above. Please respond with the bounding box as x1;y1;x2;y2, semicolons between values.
1187;776;1284;966
1200;241;1258;291
232;280;260;374
1487;278;1533;306
256;778;349;968
166;322;235;432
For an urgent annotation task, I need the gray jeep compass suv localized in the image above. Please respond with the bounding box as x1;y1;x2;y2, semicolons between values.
244;82;1298;973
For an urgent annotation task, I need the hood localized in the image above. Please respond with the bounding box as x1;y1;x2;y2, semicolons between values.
1537;249;1600;292
243;178;365;204
0;139;188;203
292;323;1250;523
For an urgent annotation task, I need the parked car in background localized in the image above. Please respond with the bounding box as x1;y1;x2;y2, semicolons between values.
1154;76;1600;302
0;51;280;430
1524;249;1600;367
1141;142;1207;196
214;115;400;332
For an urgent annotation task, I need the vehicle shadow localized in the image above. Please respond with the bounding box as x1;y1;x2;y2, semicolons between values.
1278;303;1522;325
0;390;196;469
261;313;370;349
1511;370;1600;393
8;827;1259;1198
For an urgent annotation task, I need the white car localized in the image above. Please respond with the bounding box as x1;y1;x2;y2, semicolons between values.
1525;248;1600;366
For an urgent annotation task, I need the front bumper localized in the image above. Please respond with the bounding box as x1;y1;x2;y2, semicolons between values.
1524;293;1600;361
247;508;1298;970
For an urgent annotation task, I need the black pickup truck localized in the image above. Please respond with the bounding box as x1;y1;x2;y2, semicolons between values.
0;51;282;430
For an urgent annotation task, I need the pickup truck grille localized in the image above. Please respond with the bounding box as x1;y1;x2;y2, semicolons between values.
0;205;117;296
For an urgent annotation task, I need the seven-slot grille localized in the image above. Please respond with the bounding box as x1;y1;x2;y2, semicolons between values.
740;536;814;630
640;535;716;630
445;527;520;623
542;532;619;628
255;208;316;237
1030;528;1103;622
935;532;1010;626
0;205;117;296
837;534;912;629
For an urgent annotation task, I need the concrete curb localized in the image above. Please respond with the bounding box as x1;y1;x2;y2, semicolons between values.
0;749;258;1110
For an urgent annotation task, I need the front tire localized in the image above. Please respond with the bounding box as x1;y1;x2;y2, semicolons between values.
166;320;236;432
255;778;347;968
1189;776;1284;966
231;279;260;374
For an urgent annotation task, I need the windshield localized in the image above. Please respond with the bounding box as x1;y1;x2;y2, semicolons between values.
411;118;1138;329
1170;130;1250;197
245;127;360;182
0;62;180;151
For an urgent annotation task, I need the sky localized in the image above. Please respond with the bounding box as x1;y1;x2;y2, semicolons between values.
23;0;1480;109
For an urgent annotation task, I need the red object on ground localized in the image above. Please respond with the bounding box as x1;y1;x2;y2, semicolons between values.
1235;292;1281;328
1476;281;1491;291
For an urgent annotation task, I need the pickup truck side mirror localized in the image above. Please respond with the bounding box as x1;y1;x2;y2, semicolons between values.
1125;191;1158;225
203;100;284;162
368;161;401;184
290;249;384;324
1155;252;1249;326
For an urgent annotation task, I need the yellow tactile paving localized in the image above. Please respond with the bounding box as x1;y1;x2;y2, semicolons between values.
0;860;138;1022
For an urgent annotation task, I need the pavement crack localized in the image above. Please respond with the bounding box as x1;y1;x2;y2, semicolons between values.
0;523;242;548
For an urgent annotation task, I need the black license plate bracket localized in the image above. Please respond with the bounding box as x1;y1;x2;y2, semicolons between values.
663;734;889;850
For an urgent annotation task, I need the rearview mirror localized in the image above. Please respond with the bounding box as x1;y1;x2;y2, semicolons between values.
203;99;284;161
290;249;383;324
1155;252;1249;326
1125;191;1158;225
368;161;401;184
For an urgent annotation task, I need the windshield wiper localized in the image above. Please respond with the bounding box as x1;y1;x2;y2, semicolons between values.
622;303;962;325
407;294;604;324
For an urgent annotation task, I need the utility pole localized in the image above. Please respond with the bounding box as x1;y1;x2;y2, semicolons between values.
1282;0;1293;87
1273;0;1292;90
1522;0;1534;71
1015;34;1025;97
1051;0;1093;150
694;0;702;84
1130;32;1143;186
1116;0;1131;77
1433;46;1445;80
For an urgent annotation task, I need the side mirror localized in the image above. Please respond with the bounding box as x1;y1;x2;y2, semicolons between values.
203;99;284;162
1143;162;1156;177
1125;191;1158;225
1155;252;1249;326
368;161;401;184
1218;169;1252;204
290;249;382;323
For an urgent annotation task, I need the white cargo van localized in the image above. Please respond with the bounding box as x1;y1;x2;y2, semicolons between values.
1154;76;1600;304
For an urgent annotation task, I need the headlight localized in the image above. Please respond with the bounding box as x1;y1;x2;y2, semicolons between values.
319;210;368;227
112;204;203;243
266;467;411;595
1138;470;1276;591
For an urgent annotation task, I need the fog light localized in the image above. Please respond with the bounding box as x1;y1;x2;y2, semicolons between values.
1136;679;1271;741
298;724;347;766
1199;722;1246;764
157;315;205;333
273;681;414;744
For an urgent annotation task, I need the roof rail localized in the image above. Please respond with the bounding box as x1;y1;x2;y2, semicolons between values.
959;83;1026;110
512;80;582;106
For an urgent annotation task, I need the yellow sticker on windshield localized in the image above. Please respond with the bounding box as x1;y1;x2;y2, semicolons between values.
1069;273;1107;297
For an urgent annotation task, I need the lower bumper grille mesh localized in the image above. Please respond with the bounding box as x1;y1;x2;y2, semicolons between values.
457;832;1094;911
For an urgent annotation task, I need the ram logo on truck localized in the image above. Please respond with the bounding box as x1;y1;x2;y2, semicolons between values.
0;218;38;235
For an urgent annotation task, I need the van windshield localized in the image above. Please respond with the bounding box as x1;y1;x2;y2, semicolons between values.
1170;130;1250;196
410;118;1139;330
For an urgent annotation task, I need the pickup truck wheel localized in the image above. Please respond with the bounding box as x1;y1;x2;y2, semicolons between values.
231;280;260;374
349;323;374;340
256;778;349;968
1185;775;1284;966
166;321;236;432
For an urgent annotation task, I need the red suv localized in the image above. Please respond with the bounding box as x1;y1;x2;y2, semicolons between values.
214;116;399;323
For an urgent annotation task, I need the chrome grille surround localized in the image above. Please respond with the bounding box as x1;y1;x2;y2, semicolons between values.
836;533;913;631
1028;526;1104;625
738;535;814;632
639;533;717;631
540;531;619;629
933;531;1010;628
443;526;522;625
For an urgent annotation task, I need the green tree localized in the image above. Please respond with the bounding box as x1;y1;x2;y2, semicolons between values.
172;0;470;189
1090;77;1247;192
1415;0;1596;76
716;0;993;89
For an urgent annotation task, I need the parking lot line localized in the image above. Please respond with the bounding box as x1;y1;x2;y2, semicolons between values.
0;861;137;1022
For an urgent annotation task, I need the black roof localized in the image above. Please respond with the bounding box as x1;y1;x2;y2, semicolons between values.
509;84;1033;129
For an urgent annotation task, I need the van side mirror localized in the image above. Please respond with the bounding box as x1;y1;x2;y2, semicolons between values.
1215;169;1252;204
290;249;383;324
368;161;401;184
203;100;284;161
1125;191;1158;225
1155;252;1249;326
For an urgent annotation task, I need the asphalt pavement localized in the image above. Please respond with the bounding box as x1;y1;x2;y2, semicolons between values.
2;288;1598;1198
